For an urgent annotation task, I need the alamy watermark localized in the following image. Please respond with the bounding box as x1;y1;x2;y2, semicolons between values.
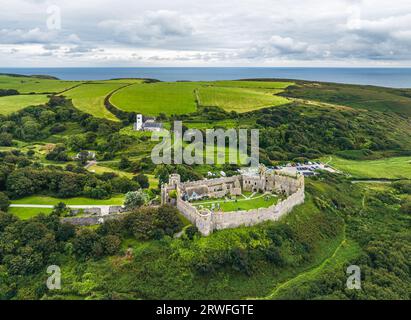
346;265;361;290
150;121;260;167
46;265;61;290
46;5;62;30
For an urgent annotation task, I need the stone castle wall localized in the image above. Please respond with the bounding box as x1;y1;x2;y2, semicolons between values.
172;173;305;236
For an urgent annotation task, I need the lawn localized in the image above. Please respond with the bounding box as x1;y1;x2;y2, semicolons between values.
9;207;53;220
62;83;124;121
110;82;198;116
0;94;49;115
325;156;411;179
11;194;125;206
87;164;133;178
0;75;80;94
198;86;290;112
192;193;278;212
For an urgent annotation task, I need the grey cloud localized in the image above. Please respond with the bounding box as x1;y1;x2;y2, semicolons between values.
98;10;194;45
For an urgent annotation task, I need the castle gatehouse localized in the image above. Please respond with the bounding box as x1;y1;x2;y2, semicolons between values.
161;165;305;236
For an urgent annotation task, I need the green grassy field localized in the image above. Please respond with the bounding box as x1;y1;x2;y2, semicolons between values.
206;80;294;89
198;86;289;112
325;156;411;179
0;75;80;93
284;82;411;116
111;80;292;115
110;82;198;116
62;83;124;121
192;193;278;212
0;94;49;115
87;164;134;178
11;194;125;206
9;207;53;220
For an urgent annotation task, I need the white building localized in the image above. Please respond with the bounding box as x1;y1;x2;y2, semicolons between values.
134;114;163;132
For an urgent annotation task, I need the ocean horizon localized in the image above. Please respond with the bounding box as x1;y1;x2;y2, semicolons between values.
0;67;410;88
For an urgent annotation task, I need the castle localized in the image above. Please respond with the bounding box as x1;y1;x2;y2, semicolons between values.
161;165;305;236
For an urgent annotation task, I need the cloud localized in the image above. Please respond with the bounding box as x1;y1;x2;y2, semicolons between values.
98;10;194;45
0;0;410;66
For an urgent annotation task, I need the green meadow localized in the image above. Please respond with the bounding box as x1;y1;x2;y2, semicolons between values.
207;80;294;89
62;83;124;121
0;94;49;115
11;194;125;206
0;75;79;94
325;156;411;179
110;82;198;116
110;80;292;115
198;86;289;112
9;207;53;220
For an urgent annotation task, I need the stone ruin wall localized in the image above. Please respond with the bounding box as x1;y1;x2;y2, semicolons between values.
211;187;305;232
174;173;305;236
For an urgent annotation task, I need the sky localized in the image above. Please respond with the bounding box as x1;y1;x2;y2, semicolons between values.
0;0;410;67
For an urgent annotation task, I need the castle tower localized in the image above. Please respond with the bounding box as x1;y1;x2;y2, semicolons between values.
169;174;181;187
135;114;143;131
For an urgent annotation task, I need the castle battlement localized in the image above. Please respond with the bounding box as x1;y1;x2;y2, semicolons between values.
161;166;305;236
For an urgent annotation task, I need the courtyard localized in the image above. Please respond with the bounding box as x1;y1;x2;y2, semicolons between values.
190;192;279;212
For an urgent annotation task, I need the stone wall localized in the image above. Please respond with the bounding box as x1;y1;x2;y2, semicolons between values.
61;213;124;226
165;171;305;236
212;187;305;232
176;186;305;236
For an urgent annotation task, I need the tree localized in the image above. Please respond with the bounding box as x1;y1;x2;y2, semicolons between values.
72;228;102;260
124;190;148;210
52;202;70;217
77;150;90;166
0;192;10;212
119;156;131;170
400;200;411;214
0;132;13;146
134;174;150;189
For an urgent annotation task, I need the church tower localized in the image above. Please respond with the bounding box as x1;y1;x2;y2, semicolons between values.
135;114;143;131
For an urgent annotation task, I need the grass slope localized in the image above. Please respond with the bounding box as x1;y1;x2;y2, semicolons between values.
198;86;289;112
110;82;198;116
8;207;53;220
283;81;411;116
326;156;411;179
62;83;124;121
111;80;292;115
0;75;80;94
11;194;125;206
0;94;49;115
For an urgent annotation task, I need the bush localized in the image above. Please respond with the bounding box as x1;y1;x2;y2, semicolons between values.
133;174;150;189
0;192;10;212
124;190;148;210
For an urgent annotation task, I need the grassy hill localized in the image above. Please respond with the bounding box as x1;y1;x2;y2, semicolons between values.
0;94;50;115
110;80;292;115
281;81;411;116
0;74;80;94
62;83;126;121
110;82;198;116
324;156;411;180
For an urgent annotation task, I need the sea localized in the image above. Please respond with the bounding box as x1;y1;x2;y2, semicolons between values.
0;67;410;88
